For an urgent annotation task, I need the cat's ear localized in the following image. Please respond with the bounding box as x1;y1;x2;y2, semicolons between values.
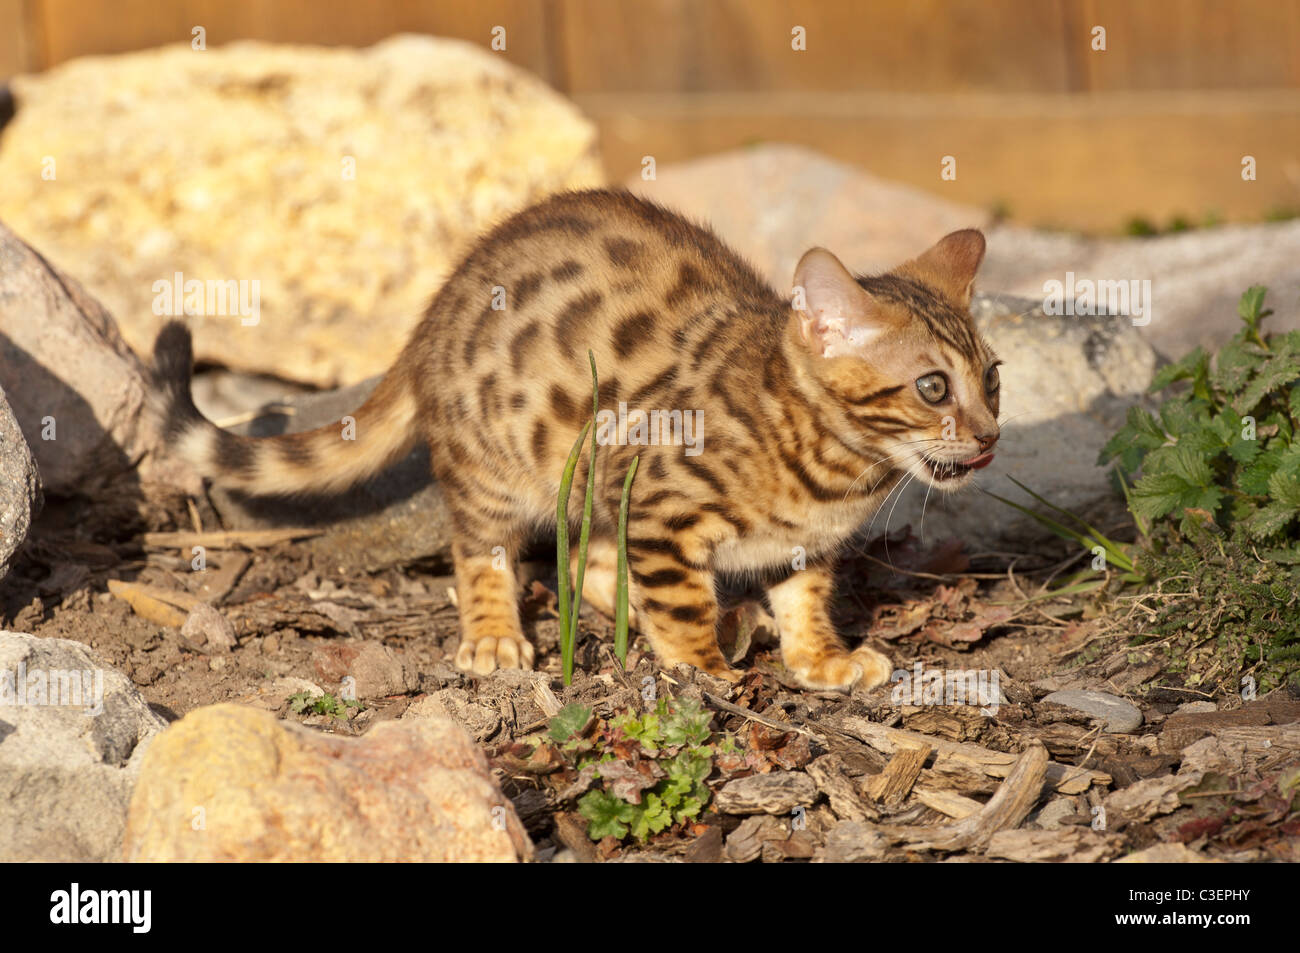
903;229;986;308
792;247;891;358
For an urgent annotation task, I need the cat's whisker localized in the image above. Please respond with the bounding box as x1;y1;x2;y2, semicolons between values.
918;471;935;541
843;447;922;501
881;470;920;565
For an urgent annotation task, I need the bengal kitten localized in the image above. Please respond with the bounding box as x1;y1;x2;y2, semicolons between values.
154;189;1000;691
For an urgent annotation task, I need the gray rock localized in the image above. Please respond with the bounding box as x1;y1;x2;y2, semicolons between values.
1042;689;1144;734
0;220;197;497
0;630;168;861
1029;797;1079;831
983;220;1300;361
0;385;40;579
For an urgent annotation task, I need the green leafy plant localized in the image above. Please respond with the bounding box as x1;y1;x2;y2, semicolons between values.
992;286;1300;692
555;352;639;683
548;697;716;843
287;691;364;718
1099;286;1300;546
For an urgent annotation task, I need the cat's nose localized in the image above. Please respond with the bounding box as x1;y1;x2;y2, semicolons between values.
975;431;999;452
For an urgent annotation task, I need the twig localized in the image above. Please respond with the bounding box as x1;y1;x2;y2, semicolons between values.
701;691;827;745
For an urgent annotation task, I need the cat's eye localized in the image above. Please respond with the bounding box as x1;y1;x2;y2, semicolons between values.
915;373;948;404
985;364;1000;393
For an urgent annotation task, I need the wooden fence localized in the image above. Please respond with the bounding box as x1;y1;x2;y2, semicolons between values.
2;0;1298;230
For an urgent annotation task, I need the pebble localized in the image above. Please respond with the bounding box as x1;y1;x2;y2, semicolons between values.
1042;689;1143;733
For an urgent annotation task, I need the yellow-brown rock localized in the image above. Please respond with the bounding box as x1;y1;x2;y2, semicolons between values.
123;704;532;862
0;35;603;387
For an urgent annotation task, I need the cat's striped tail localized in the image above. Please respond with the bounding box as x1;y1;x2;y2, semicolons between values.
150;321;420;496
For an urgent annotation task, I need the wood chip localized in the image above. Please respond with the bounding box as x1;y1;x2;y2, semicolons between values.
713;772;817;816
805;755;878;822
986;828;1123;862
913;786;983;820
839;715;1110;794
106;579;200;627
866;743;931;808
889;740;1049;852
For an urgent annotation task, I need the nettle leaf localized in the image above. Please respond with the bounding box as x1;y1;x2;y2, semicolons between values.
1268;468;1300;509
548;703;593;743
1240;445;1293;496
1209;408;1262;465
1130;444;1222;522
1242;502;1298;541
1238;285;1272;335
1212;337;1267;393
1149;347;1210;394
660;698;712;747
579;788;638;840
1098;405;1166;469
1159;397;1212;438
1233;355;1300;415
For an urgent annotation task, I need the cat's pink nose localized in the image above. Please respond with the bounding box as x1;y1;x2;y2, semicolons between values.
975;431;999;452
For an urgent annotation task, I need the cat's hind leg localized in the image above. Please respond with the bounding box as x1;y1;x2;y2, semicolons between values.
451;534;534;674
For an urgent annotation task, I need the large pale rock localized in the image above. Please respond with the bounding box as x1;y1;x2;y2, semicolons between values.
0;631;168;861
123;703;532;862
0;222;192;496
629;144;990;286
0;34;603;388
0;386;41;577
981;220;1300;360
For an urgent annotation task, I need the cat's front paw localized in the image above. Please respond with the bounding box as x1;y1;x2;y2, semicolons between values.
791;644;892;692
454;632;536;675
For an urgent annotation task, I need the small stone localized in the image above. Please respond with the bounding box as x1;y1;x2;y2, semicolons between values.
405;689;501;742
311;641;417;698
1043;689;1144;733
1174;700;1218;715
1030;797;1079;831
181;602;237;652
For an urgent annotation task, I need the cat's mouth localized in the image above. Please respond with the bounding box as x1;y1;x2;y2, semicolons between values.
923;452;994;482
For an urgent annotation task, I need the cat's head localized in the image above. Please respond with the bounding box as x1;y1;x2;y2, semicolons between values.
791;229;1000;491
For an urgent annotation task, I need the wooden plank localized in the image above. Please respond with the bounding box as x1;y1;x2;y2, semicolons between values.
582;89;1300;232
35;0;554;81
1069;0;1300;91
559;0;1071;94
0;0;36;78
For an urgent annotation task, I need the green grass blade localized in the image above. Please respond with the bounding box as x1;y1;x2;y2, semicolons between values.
615;455;640;667
993;477;1136;573
981;485;1135;573
557;419;592;686
568;351;601;682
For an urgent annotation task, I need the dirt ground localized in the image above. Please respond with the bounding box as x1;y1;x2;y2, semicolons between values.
4;480;1298;863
